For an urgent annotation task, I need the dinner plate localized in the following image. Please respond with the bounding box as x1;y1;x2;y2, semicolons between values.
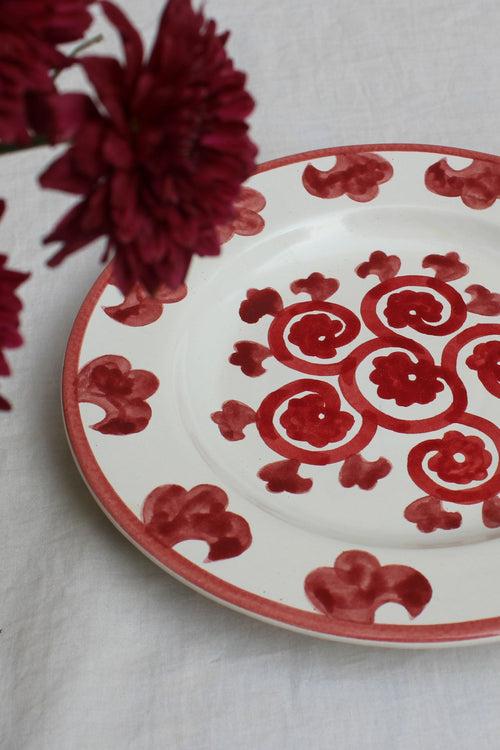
63;144;500;647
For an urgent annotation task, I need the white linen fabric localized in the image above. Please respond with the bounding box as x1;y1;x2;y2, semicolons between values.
2;1;500;748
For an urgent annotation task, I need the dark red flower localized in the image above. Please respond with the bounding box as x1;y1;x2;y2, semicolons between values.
40;0;257;294
0;0;94;144
427;430;492;485
0;200;30;410
288;313;342;358
466;340;500;397
369;351;444;407
280;392;354;448
384;290;443;329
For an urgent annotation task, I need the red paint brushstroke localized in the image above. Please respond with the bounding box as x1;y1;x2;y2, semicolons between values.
218;187;266;243
466;340;500;398
256;379;377;466
465;285;500;316
404;496;462;533
229;340;272;377
280;391;354;448
104;281;187;326
258;459;313;494
422;251;469;281
288;313;343;358
304;550;432;624
290;272;339;301
482;495;500;528
339;454;392;490
303;153;393;202
143;484;252;561
425;158;500;209
239;287;283;323
356;250;401;282
77;354;159;434
211;400;256;441
369;351;445;407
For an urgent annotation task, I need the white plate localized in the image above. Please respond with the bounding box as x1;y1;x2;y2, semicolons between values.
63;144;500;647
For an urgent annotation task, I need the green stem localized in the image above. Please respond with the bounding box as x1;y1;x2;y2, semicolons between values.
52;33;104;81
0;136;49;155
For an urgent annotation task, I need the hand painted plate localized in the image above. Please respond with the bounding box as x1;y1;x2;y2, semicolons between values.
63;144;500;647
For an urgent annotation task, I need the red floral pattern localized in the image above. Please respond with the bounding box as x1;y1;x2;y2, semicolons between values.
258;459;312;494
280;391;354;448
482;495;500;528
304;550;432;623
143;483;251;561
384;290;443;329
404;496;462;533
290;273;339;301
218;187;266;243
425;158;500;209
466;341;500;398
370;351;445;407
211;400;256;441
465;285;500;316
302;153;393;202
77;354;159;434
339;454;392;490
104;280;187;326
422;251;469;281
229;340;272;377
239;287;283;323
427;431;492;485
288;313;343;358
356;250;401;282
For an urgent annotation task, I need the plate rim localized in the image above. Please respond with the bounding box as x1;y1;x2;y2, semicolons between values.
63;142;500;646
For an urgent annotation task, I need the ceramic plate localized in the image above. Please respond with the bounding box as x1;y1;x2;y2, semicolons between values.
63;144;500;647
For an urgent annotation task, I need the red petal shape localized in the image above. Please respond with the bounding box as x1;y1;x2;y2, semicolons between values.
404;496;462;533
482;496;500;528
143;483;252;561
258;459;313;494
339;454;392;490
229;341;272;377
305;550;432;623
290;272;339;301
104;281;187;326
356;250;401;281
465;284;500;316
211;400;256;441
303;153;393;202
239;288;283;323
422;251;469;281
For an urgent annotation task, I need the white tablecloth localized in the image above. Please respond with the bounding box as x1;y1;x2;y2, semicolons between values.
3;1;500;747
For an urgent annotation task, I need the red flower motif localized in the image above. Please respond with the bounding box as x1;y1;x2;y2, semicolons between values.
305;550;432;624
339;454;392;490
422;251;469;281
280;391;354;448
229;340;272;377
404;496;462;533
77;354;159;434
384;290;443;329
40;0;256;294
482;495;500;529
258;459;312;494
425;158;500;209
239;287;283;323
302;153;393;202
369;351;444;407
0;0;94;144
427;430;492;485
466;340;500;398
104;280;187;326
211;400;256;441
288;313;343;358
465;285;500;316
217;187;265;243
143;483;252;561
356;250;401;282
290;272;339;301
0;200;30;410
